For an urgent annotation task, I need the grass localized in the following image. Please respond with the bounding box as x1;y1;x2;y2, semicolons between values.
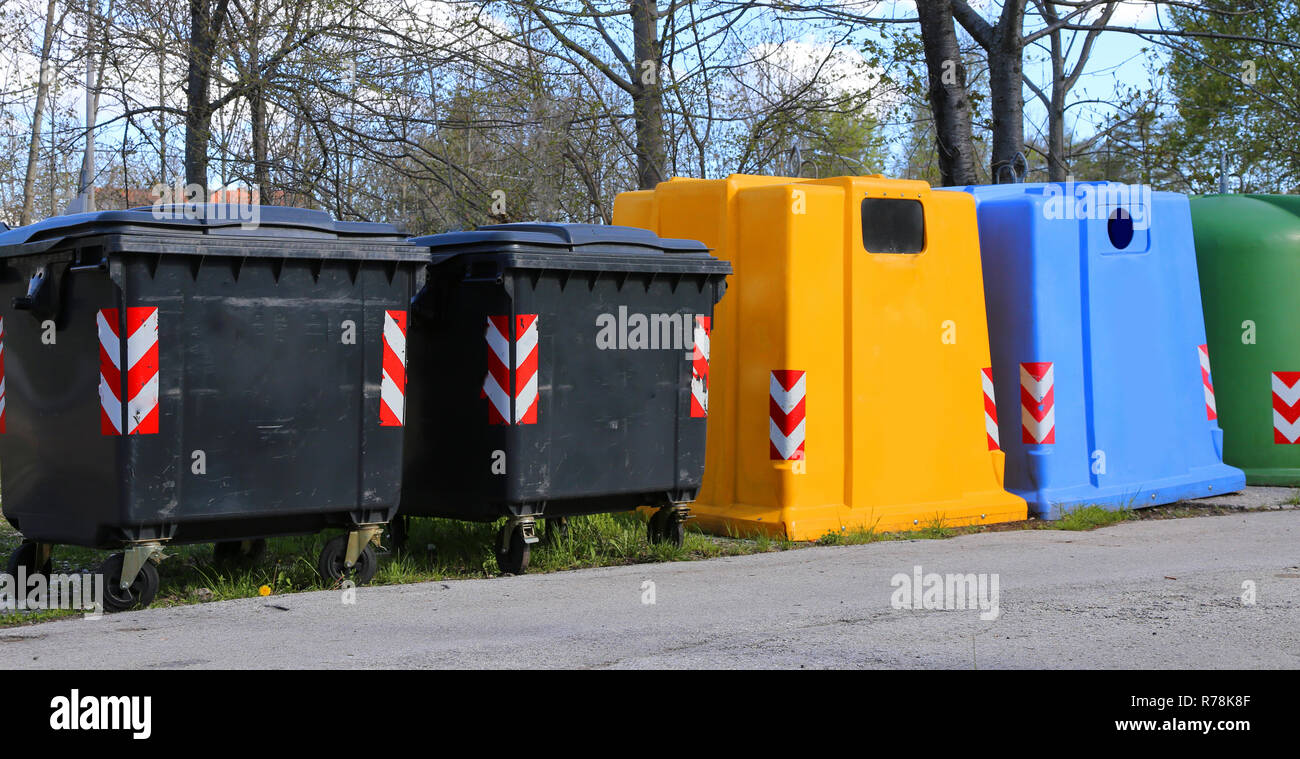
1;489;1292;626
0;511;792;626
1047;505;1135;531
816;515;957;545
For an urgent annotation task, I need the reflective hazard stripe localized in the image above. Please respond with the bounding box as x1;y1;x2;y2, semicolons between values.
380;310;408;426
483;314;539;425
1198;344;1217;421
982;367;999;451
99;307;159;435
1272;371;1300;444
690;316;710;418
514;315;539;425
769;370;806;461
1020;361;1054;445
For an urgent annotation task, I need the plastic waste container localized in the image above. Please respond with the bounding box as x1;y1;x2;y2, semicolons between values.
614;175;1027;540
0;205;427;610
400;223;731;573
1191;194;1300;484
958;182;1245;517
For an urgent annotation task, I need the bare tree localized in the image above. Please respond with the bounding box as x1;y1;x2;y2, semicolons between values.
183;0;230;191
916;0;978;186
1025;0;1116;181
512;0;672;189
21;0;68;223
950;0;1030;182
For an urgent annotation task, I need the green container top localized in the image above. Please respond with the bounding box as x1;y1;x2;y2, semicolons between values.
1191;194;1300;253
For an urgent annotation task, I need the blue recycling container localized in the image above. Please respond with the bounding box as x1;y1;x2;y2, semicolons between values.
953;182;1245;518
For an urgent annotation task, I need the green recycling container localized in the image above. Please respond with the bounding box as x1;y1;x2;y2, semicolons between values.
1191;194;1300;484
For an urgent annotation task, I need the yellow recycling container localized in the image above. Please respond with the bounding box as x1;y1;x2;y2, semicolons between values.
614;175;1027;539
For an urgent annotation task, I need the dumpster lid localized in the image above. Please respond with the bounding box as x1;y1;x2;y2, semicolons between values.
414;223;729;274
417;223;706;252
0;205;420;259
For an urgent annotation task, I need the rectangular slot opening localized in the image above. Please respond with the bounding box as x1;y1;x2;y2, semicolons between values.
861;198;925;254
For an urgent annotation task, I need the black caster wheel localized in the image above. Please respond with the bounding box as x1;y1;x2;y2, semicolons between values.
541;517;569;546
663;517;685;548
387;516;409;552
7;541;53;579
647;508;665;543
212;539;267;566
648;509;685;548
495;525;531;575
99;553;160;612
317;535;378;586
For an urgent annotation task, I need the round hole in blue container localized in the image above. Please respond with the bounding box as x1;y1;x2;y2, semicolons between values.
1108;208;1135;249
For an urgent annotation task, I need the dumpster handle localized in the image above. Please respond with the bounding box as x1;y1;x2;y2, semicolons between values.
12;258;76;322
11;267;48;312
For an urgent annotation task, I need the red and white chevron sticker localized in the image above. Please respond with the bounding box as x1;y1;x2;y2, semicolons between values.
484;315;511;425
982;366;999;451
1020;361;1055;444
690;316;710;417
1198;344;1216;421
514;314;539;424
380;310;407;426
98;307;159;436
0;316;6;434
769;370;806;461
1272;371;1300;444
483;314;539;425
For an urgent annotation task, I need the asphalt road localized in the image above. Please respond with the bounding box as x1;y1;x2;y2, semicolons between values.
3;502;1299;669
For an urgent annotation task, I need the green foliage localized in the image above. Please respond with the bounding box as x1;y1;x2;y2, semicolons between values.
1066;88;1192;189
1162;0;1300;192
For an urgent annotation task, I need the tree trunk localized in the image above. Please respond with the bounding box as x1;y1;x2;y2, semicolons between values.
954;0;1027;183
76;1;114;213
21;0;61;225
916;0;978;186
630;0;664;189
157;31;167;184
1045;25;1067;182
247;0;267;194
1047;93;1066;181
987;25;1026;183
185;0;228;196
1036;2;1066;182
251;88;268;193
1038;1;1117;182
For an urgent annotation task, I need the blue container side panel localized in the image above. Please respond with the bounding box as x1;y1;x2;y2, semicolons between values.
961;183;1245;518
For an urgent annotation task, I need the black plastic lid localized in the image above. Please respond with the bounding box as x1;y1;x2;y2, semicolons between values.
0;205;424;261
3;204;409;240
413;222;728;275
416;222;704;253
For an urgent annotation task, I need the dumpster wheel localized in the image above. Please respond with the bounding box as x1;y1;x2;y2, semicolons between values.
648;507;687;548
7;541;53;580
99;553;160;612
317;534;379;586
495;519;536;575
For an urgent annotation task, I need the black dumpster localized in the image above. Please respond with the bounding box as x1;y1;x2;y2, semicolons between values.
0;205;427;610
401;223;731;573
